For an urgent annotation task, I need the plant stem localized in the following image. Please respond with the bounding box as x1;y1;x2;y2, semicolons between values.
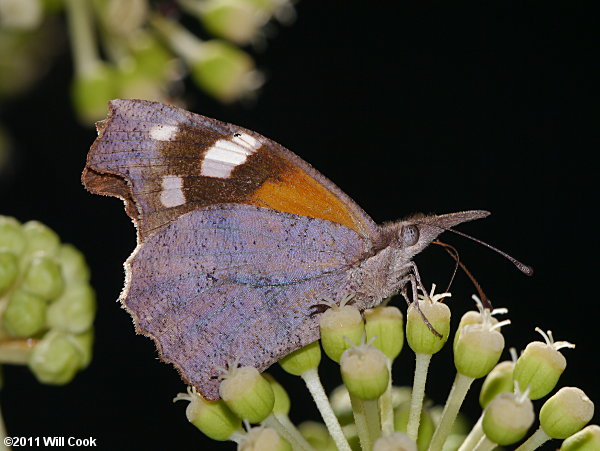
472;435;496;451
263;414;315;451
65;0;101;75
514;427;550;451
150;14;204;63
350;395;381;451
0;339;37;365
407;352;432;441
429;373;475;451
301;368;351;451
457;413;484;451
379;359;395;436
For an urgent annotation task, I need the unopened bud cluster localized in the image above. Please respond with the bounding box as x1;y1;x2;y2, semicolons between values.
0;0;296;126
174;286;597;451
0;216;95;385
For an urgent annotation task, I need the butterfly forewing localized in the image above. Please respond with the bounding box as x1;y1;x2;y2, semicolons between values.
83;99;377;240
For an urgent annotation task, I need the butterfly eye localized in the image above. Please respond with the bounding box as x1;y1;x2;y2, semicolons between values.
401;225;419;246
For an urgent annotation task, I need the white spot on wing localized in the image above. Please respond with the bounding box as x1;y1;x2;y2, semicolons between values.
150;124;179;141
160;175;185;207
201;132;261;178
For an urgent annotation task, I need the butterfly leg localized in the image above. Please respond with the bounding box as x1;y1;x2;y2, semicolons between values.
397;262;443;338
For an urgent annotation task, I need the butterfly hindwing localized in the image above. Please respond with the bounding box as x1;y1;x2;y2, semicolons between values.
83;99;378;240
124;204;369;399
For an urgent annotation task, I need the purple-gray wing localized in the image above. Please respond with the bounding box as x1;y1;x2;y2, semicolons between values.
123;204;369;400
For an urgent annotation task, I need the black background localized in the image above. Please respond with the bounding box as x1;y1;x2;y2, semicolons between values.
0;1;596;450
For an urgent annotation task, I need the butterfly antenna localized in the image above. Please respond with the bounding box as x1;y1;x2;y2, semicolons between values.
443;226;534;276
433;240;492;309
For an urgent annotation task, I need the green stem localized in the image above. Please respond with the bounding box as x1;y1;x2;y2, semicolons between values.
301;368;351;451
350;395;381;451
65;0;101;75
263;414;315;451
514;427;550;451
407;352;432;441
428;373;475;451
379;359;395;436
150;14;204;63
0;340;37;365
472;436;497;451
457;413;484;451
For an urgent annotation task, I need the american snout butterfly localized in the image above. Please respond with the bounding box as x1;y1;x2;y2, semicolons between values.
82;99;489;400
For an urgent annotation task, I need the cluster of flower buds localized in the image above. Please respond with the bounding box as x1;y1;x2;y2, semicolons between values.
0;215;95;387
0;0;295;130
175;285;597;451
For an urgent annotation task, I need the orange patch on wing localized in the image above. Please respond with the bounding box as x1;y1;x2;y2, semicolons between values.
250;166;363;233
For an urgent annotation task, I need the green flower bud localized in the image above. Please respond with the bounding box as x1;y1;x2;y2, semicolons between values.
373;432;417;451
47;283;96;333
263;374;290;415
442;434;467;451
22;220;60;256
394;402;434;451
128;33;172;80
278;340;321;375
0;0;43;30
3;289;47;337
96;0;148;37
175;387;241;441
198;0;264;45
29;332;82;384
452;310;481;349
479;360;515;408
514;328;574;400
340;344;389;400
453;311;507;379
67;328;94;369
0;216;26;255
365;305;404;360
452;299;506;349
71;63;118;124
190;40;261;104
0;251;19;295
219;366;274;423
298;421;336;450
319;304;364;363
560;425;600;451
482;392;535;445
540;387;594;439
57;244;90;283
240;426;291;451
21;255;64;301
406;286;451;355
23;221;60;255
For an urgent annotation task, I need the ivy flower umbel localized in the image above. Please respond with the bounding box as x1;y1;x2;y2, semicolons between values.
173;279;598;451
0;216;95;385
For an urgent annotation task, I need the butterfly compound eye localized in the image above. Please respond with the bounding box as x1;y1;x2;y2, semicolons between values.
401;225;420;246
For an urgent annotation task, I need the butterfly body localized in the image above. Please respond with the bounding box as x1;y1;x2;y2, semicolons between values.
83;99;487;400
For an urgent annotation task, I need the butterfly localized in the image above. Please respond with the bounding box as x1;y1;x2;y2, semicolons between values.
82;99;487;400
